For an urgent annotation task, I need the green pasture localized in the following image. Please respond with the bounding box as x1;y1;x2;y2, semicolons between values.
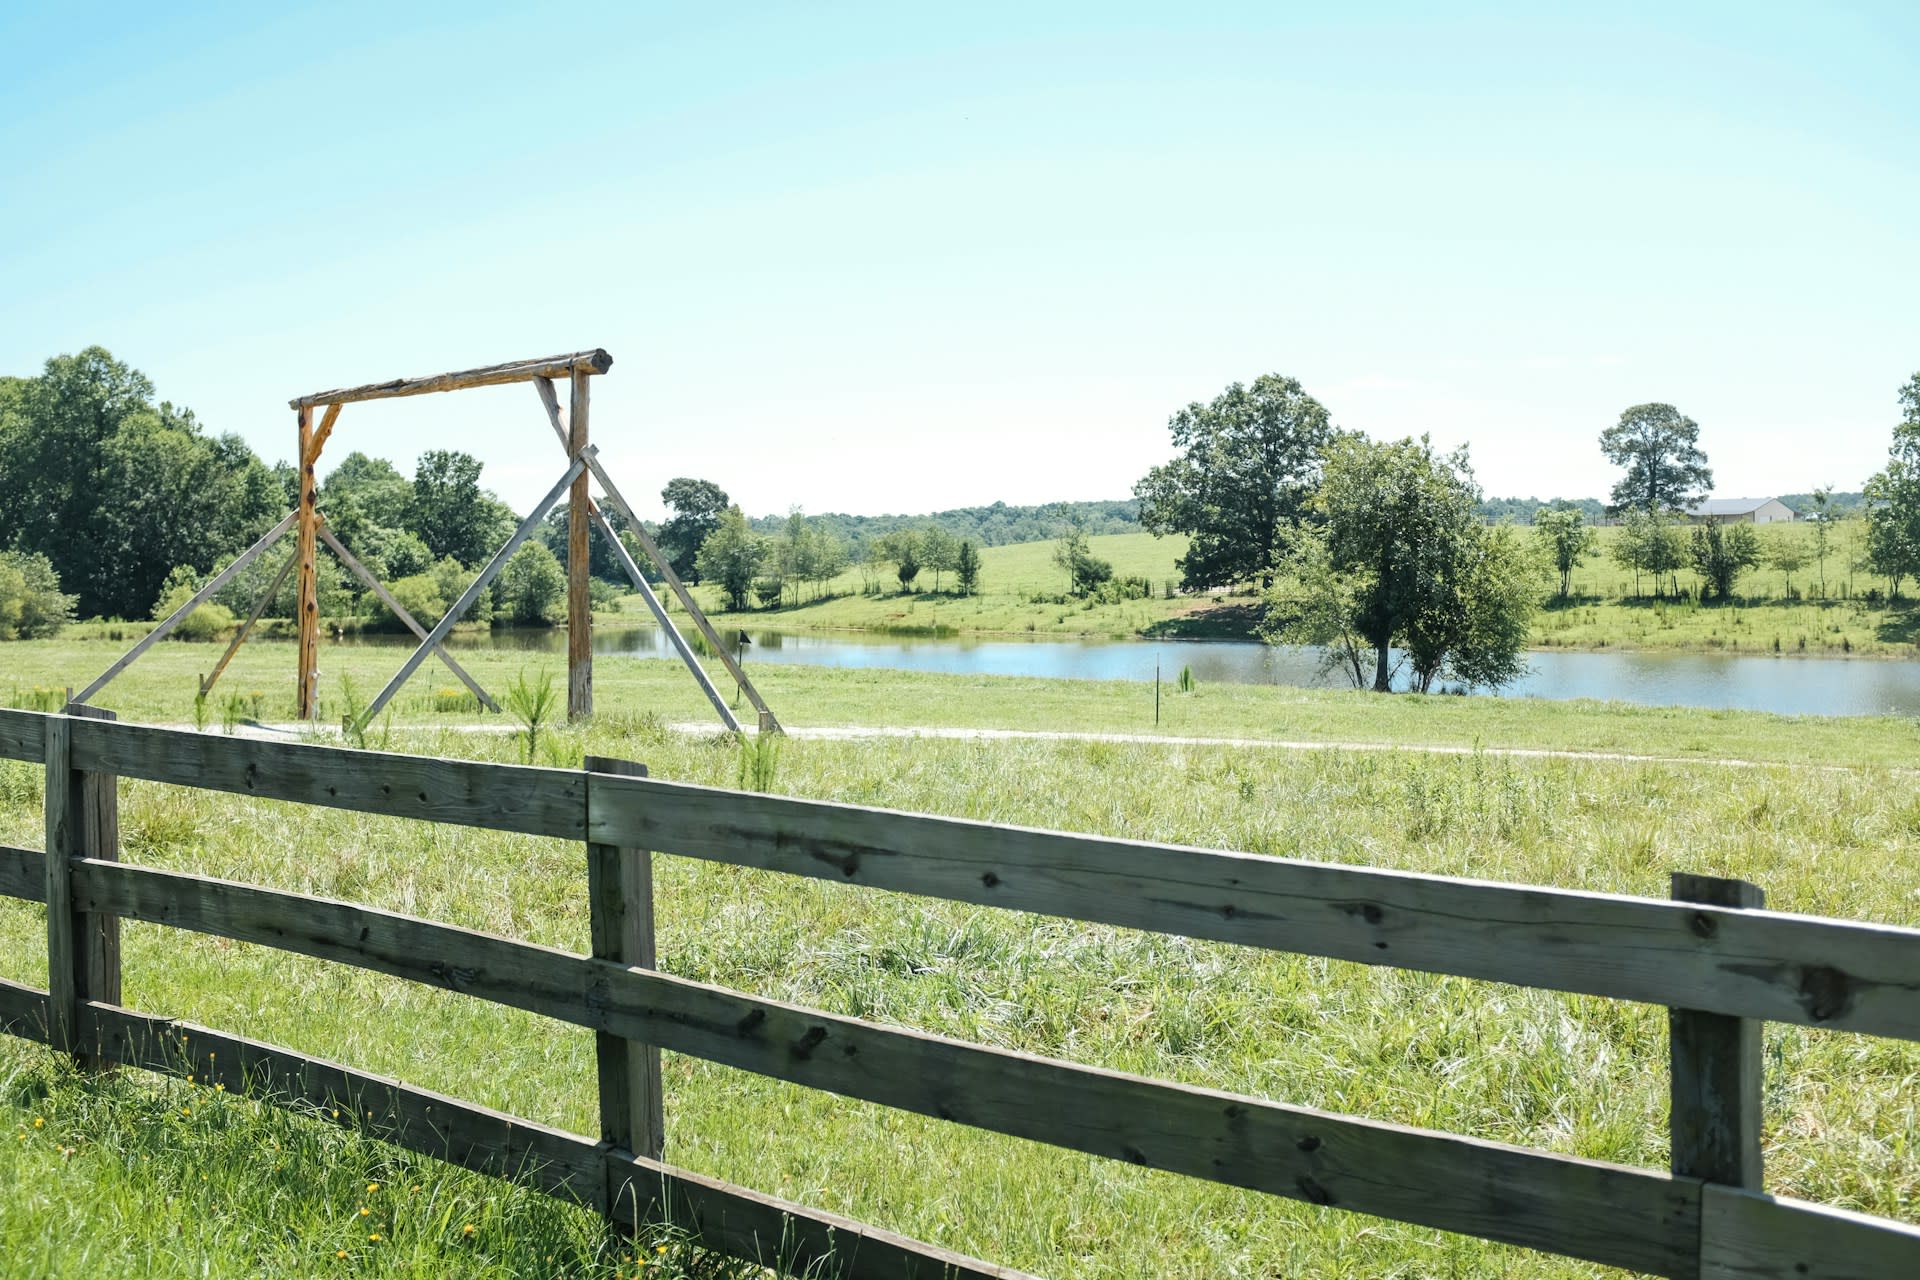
692;531;1228;640
3;710;1919;1277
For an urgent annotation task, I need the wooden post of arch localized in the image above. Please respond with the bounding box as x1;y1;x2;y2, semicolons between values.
295;406;319;720
567;362;593;722
295;402;341;720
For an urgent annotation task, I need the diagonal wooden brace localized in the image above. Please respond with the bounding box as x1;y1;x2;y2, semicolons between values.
200;548;299;698
354;456;587;730
531;378;777;733
317;521;499;713
73;513;298;706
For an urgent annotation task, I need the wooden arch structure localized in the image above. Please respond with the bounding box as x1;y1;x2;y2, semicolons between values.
71;350;778;735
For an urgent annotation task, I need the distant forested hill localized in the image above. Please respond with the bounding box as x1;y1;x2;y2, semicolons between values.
1478;496;1607;523
1777;491;1864;515
746;499;1141;547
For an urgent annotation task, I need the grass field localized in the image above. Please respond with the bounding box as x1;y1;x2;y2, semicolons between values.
694;531;1230;641
3;700;1919;1277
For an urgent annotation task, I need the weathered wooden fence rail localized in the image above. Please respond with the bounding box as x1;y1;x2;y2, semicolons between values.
1;707;1918;1279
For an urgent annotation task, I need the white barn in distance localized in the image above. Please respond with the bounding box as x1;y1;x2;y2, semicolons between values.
1684;497;1797;525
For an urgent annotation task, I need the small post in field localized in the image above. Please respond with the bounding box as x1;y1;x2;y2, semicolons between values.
44;705;121;1068
1668;871;1765;1189
585;756;664;1177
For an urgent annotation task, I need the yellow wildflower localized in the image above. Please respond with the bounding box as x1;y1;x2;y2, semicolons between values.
366;1182;379;1194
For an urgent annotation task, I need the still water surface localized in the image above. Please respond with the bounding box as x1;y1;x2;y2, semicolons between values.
345;624;1920;718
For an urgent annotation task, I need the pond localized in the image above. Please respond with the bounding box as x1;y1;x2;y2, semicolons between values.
338;624;1920;718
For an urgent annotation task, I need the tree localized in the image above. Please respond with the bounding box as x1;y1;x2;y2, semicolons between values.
1613;507;1686;598
0;551;75;639
1767;529;1809;600
498;542;566;625
877;529;921;591
955;540;981;596
694;507;764;611
1135;373;1336;590
1810;486;1840;596
1532;506;1596;599
1864;373;1920;600
1052;519;1112;596
919;525;958;592
322;452;413;530
410;450;508;566
1264;436;1539;693
1690;523;1760;600
658;478;729;583
1599;403;1712;515
0;347;282;618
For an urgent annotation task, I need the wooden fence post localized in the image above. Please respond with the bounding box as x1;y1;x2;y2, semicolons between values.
45;706;120;1067
1670;872;1764;1190
585;755;663;1202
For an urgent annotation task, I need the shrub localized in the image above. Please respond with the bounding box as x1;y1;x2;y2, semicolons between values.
0;551;76;639
152;566;235;641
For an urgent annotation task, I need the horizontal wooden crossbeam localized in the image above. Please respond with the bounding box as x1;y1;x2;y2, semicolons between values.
290;350;612;409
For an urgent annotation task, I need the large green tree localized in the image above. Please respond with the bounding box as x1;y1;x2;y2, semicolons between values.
409;450;513;566
1265;436;1540;693
658;478;730;583
0;347;281;618
694;507;765;611
1135;374;1336;591
1863;372;1920;598
1599;403;1713;515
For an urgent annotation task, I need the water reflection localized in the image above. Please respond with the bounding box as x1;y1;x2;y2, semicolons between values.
332;624;1920;717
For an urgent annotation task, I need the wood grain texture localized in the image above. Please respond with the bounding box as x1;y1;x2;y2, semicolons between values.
0;978;49;1042
65;718;584;838
586;756;662;1162
82;1003;1021;1279
0;845;44;903
0;708;45;762
306;402;342;465
75;858;1700;1276
1698;1184;1920;1278
318;522;499;711
290;349;612;408
586;773;1920;1042
1670;874;1764;1190
67;704;120;1069
567;365;592;722
297;403;319;718
42;715;78;1054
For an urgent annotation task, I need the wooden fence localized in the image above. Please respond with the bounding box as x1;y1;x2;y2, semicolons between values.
2;705;1919;1278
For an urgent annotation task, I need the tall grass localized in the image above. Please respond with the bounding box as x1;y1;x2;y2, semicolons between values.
2;726;1917;1276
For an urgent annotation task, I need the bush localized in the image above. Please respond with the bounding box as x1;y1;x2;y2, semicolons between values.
151;566;234;641
0;550;75;639
497;543;565;626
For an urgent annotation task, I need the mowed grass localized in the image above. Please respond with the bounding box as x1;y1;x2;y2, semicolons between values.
692;531;1228;639
9;633;1920;767
2;720;1919;1277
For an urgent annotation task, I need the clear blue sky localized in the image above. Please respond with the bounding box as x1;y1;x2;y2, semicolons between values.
3;2;1916;520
